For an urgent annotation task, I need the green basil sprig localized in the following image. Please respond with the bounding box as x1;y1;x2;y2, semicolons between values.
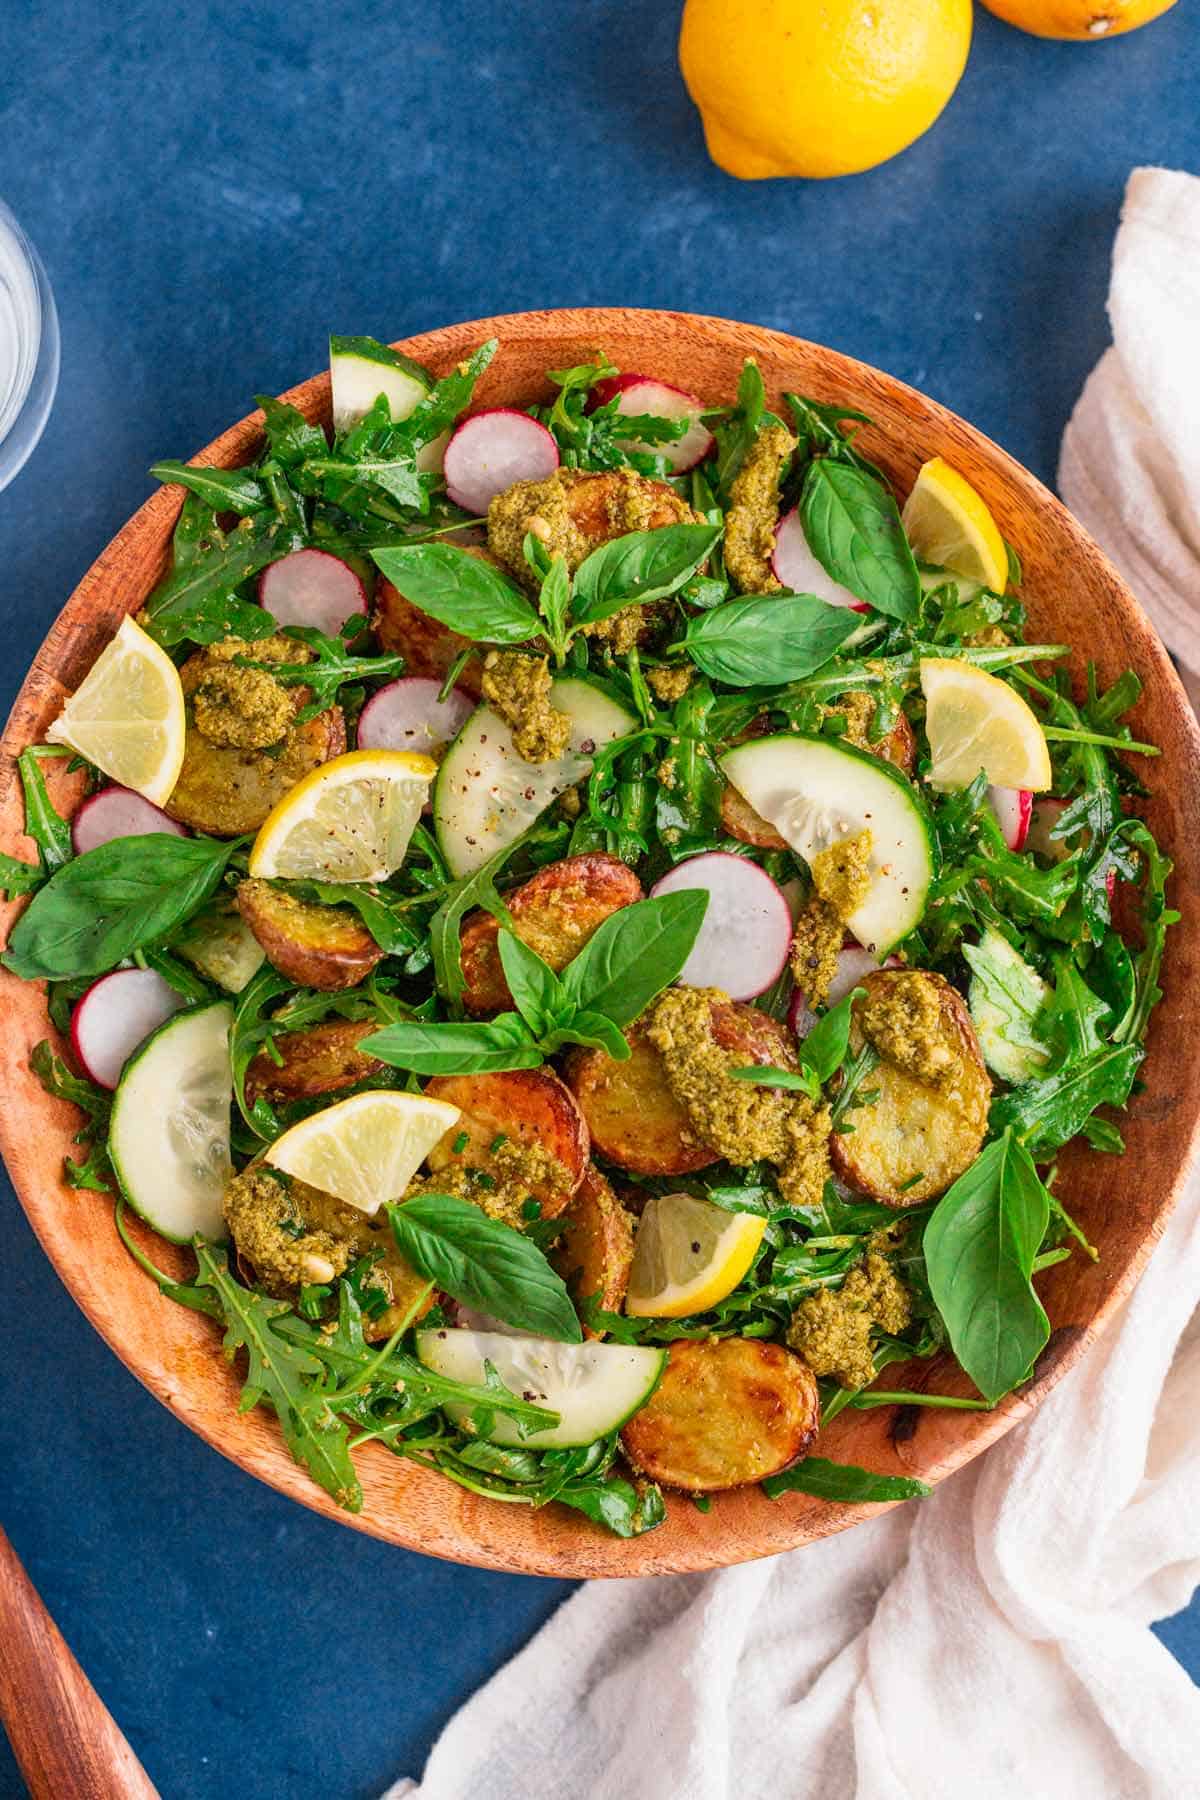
570;524;722;626
673;591;861;687
371;543;542;644
763;1456;931;1503
923;1128;1051;1405
799;459;919;621
3;834;242;982
730;985;864;1102
388;1192;581;1341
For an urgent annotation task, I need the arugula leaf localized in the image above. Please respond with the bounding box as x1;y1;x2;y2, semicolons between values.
923;1130;1050;1404
279;879;426;958
785;393;886;482
193;1240;362;1511
143;514;302;647
558;891;709;1028
0;850;46;898
763;1457;931;1502
989;1043;1143;1155
235;626;405;723
427;820;569;1010
799;460;919;621
1042;953;1111;1063
364;1013;542;1075
1108;821;1176;1044
150;460;268;516
30;1039;114;1191
255;393;328;467
570;525;722;626
3;834;240;981
674;591;860;687
370;543;542;646
18;748;72;873
387;1193;582;1340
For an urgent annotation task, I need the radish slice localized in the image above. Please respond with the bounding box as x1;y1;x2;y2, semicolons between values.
987;785;1032;852
357;678;475;755
788;943;898;1039
590;374;714;474
70;969;187;1090
772;506;869;613
1025;797;1071;863
259;548;367;636
71;786;188;856
650;853;791;1002
443;409;560;515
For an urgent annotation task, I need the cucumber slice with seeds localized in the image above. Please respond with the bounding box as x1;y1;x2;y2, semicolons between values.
416;1329;666;1448
329;335;432;434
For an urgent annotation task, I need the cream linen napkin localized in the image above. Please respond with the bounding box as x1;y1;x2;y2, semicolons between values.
390;166;1200;1800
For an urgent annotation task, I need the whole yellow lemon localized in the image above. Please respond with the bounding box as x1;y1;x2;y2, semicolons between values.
979;0;1176;36
679;0;973;180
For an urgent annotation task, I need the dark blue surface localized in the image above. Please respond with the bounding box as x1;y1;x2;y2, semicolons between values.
2;3;1199;1794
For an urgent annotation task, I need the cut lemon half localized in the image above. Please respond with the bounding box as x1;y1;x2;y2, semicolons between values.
248;748;436;881
265;1090;461;1217
902;457;1009;593
46;615;186;805
625;1191;766;1319
921;657;1052;792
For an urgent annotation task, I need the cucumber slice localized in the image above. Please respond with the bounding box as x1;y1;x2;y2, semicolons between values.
434;677;637;877
416;1329;666;1448
719;733;934;955
176;902;266;994
329;335;432;434
963;927;1051;1084
108;1001;234;1243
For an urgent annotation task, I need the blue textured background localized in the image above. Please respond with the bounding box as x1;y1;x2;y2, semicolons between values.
1;3;1198;1794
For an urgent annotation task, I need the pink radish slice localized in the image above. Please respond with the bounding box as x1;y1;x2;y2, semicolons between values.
788;943;899;1039
590;374;715;474
357;678;475;755
987;785;1032;852
772;506;869;613
443;409;560;515
70;969;186;1090
650;853;791;1002
259;548;367;635
71;786;188;856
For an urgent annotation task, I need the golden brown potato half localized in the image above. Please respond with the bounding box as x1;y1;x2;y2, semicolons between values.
559;469;692;551
243;1019;385;1109
622;1338;819;1492
424;1068;589;1217
167;653;346;836
830;969;991;1206
719;783;788;850
565;999;797;1176
877;708;916;774
550;1165;635;1336
236;879;382;992
460;853;644;1014
374;568;486;699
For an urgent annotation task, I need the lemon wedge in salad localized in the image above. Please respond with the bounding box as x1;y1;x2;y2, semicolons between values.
921;657;1052;792
265;1090;461;1217
625;1191;766;1319
902;457;1009;593
47;615;186;805
248;747;436;882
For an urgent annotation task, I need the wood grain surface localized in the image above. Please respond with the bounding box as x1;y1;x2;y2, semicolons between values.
2;308;1198;1579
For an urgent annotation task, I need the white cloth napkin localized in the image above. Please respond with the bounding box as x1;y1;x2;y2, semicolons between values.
390;166;1200;1800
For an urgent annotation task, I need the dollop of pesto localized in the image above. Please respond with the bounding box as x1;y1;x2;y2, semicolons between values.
723;423;797;594
859;969;956;1088
480;650;571;764
787;1244;912;1389
789;829;874;1009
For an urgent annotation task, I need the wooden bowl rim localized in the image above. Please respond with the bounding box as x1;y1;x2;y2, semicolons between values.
3;306;1199;1578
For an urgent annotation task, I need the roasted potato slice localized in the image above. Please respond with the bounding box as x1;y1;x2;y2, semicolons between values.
565;999;796;1176
460;853;643;1013
243;1019;385;1108
550;1165;635;1336
237;879;382;992
374;567;487;698
167;650;345;836
621;1338;819;1492
424;1068;589;1218
831;969;991;1206
877;708;916;774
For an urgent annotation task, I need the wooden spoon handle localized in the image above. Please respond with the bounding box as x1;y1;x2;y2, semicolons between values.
0;1524;159;1798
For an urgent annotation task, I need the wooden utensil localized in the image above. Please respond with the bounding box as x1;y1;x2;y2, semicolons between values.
2;308;1199;1578
0;1524;159;1798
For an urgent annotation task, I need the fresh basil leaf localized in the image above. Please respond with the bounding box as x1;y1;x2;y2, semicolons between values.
362;1013;541;1075
557;1470;666;1537
3;834;240;982
150;459;268;516
17;749;72;873
570;525;722;626
798;985;865;1084
388;1193;581;1341
708;358;781;502
497;929;564;1038
676;591;859;687
539;1008;631;1061
763;1456;931;1502
923;1129;1050;1404
800;460;919;621
255;394;328;467
370;543;542;645
559;891;709;1028
728;1064;819;1100
143;514;303;647
537;554;571;653
989;1043;1143;1155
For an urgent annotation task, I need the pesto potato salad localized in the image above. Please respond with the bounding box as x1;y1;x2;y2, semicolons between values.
1;339;1174;1533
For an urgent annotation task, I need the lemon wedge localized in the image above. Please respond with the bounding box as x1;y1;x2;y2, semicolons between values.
625;1191;766;1319
902;457;1009;593
248;748;436;882
921;657;1052;792
265;1090;461;1217
46;615;186;804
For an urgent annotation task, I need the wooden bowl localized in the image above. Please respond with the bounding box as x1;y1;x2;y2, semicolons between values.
3;308;1199;1578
